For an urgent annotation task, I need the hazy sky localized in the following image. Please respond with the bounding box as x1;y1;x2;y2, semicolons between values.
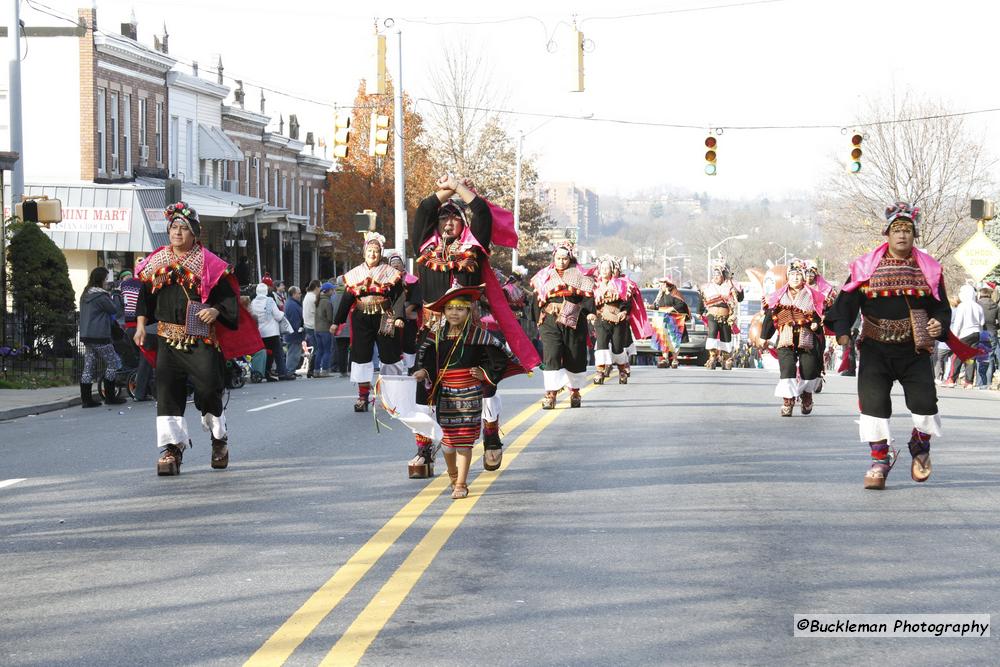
21;0;1000;199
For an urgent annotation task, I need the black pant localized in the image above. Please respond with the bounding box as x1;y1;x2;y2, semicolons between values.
707;314;734;345
858;340;937;418
262;335;286;376
777;346;820;381
335;337;350;373
156;341;225;419
350;311;402;365
594;318;631;355
539;315;589;374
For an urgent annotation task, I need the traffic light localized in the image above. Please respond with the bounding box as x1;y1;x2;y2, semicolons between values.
704;135;717;176
333;114;351;159
368;112;390;157
849;132;863;173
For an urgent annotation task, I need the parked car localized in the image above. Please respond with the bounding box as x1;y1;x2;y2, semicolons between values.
633;288;708;365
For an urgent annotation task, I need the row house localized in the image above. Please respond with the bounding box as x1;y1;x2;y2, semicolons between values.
5;6;330;297
222;97;333;286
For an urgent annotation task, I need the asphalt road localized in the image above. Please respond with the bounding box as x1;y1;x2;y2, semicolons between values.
2;367;998;666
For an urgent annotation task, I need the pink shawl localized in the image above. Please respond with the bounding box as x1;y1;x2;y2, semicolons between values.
627;279;654;339
417;194;518;252
135;244;230;303
766;284;826;316
842;243;942;300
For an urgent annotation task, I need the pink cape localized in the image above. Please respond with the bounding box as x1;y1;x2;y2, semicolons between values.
842;242;942;300
136;246;264;365
765;284;826;316
483;260;541;372
627;279;653;339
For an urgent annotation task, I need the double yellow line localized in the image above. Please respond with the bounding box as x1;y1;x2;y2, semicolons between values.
246;382;599;666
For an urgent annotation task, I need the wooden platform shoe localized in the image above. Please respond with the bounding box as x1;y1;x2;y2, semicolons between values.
157;444;184;476
408;437;435;478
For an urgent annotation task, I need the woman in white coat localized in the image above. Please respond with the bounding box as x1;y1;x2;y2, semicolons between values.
251;282;292;381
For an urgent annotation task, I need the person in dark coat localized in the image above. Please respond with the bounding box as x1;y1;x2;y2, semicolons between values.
79;267;127;408
283;286;305;374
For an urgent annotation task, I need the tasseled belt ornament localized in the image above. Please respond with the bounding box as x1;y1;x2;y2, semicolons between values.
157;321;217;351
357;295;389;315
861;316;913;345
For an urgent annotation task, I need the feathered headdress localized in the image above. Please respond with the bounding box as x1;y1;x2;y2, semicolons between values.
883;201;921;237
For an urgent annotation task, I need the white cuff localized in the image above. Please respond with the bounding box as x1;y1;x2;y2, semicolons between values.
403;352;416;369
858;414;892;443
611;350;630;365
543;370;565;391
201;412;227;440
157;416;189;449
774;378;800;399
912;413;942;437
351;361;375;384
705;339;734;352
482;394;502;423
594;349;613;365
799;377;822;394
379;361;406;376
566;371;589;390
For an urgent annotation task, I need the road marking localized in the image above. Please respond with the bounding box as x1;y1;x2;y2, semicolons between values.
0;478;27;489
320;382;599;666
243;385;560;666
247;398;302;412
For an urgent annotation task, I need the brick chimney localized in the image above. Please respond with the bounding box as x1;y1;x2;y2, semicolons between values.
79;7;98;181
234;80;245;108
216;55;224;85
120;10;137;40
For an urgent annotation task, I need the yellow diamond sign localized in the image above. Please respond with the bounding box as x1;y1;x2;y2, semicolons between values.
953;229;1000;282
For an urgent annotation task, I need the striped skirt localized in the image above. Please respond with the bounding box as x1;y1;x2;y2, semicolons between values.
437;369;483;448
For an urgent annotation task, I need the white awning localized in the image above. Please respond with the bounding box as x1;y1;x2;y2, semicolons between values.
198;124;244;161
135;177;264;219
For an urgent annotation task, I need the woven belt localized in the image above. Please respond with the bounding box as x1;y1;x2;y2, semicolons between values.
157;321;216;349
599;304;624;322
357;295;388;315
708;306;730;318
861;316;913;344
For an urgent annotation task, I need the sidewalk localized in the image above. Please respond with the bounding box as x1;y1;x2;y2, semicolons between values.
0;385;80;421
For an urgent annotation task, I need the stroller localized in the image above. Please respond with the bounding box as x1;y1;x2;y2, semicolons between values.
95;323;142;401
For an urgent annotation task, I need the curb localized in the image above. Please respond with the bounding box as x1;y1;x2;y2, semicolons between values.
0;397;81;422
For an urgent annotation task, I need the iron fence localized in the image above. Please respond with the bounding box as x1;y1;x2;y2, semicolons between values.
1;307;83;388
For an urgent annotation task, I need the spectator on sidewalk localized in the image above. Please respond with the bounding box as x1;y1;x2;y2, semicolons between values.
283;286;305;375
273;280;288;311
302;280;321;378
977;286;999;387
331;276;351;377
251;282;294;381
313;282;336;377
235;256;252;288
945;284;984;388
79;267;127;408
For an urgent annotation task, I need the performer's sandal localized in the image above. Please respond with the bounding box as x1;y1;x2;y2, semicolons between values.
157;444;184;476
780;398;795;417
408;445;435;478
911;454;932;482
594;365;606;384
541;391;557;410
451;482;469;500
863;447;898;490
570;390;582;408
211;437;229;469
354;397;369;412
483;448;502;471
448;469;459;490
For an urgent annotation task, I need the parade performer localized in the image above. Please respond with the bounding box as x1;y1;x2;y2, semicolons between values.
700;259;744;369
804;259;838;388
135;202;258;476
409;175;540;478
333;232;406;412
387;251;420;371
530;242;595;408
760;261;825;416
652;277;690;368
826;202;975;490
591;256;651;383
411;285;527;499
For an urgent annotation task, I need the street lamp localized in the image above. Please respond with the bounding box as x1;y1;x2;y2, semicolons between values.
767;241;788;266
663;254;690;282
706;234;748;281
512;115;560;269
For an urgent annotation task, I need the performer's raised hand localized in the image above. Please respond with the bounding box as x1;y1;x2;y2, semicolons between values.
412;368;429;381
927;318;943;338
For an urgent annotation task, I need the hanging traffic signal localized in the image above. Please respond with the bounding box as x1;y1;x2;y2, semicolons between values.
368;113;390;157
850;132;863;173
704;135;717;176
333;114;351;159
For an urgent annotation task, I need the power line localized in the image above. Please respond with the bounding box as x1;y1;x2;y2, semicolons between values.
579;0;790;24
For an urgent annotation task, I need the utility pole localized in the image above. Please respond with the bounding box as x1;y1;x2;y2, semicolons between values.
7;0;24;203
512;130;523;270
392;28;406;259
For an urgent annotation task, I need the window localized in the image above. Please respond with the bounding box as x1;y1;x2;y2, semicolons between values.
155;102;163;163
110;92;119;173
138;98;147;149
265;167;270;204
97;88;106;173
185;120;194;182
169;116;179;176
274;170;280;207
244;158;250;195
123;95;131;175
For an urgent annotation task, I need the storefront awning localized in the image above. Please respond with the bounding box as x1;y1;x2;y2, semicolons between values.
198;124;244;161
136;177;264;219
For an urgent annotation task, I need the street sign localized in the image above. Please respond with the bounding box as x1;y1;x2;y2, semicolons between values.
953;228;1000;281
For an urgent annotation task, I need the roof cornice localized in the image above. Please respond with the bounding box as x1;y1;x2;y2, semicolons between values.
223;105;270;127
167;71;229;99
94;32;176;73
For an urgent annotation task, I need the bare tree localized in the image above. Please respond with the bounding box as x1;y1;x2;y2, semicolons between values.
825;91;996;259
